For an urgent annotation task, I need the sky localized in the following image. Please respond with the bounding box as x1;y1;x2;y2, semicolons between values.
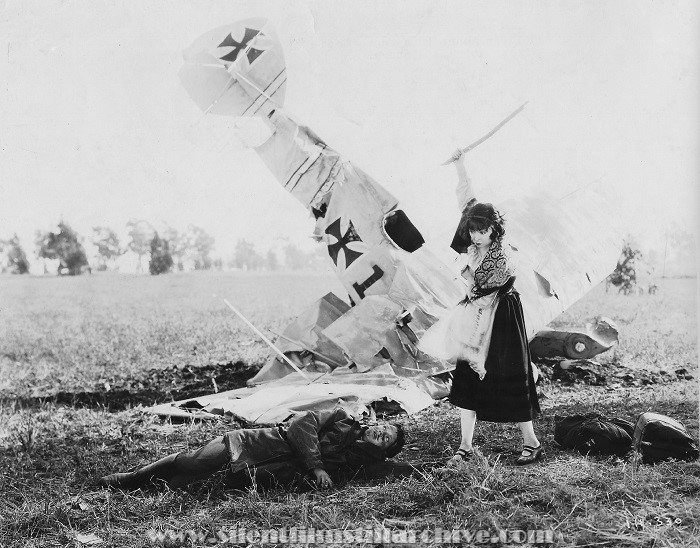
1;0;698;264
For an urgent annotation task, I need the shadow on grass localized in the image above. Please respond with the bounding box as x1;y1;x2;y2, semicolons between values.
0;360;259;411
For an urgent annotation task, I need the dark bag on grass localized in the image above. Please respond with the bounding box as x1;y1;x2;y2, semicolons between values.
633;412;699;465
554;413;634;457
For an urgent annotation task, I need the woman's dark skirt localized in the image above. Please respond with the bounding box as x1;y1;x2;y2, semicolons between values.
448;291;540;423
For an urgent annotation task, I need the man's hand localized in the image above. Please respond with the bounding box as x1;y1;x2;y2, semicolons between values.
312;468;333;489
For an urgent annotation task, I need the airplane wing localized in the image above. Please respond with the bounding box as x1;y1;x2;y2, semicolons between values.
496;191;623;338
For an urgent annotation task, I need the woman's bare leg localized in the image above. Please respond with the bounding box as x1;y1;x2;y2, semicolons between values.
459;409;477;451
517;421;539;449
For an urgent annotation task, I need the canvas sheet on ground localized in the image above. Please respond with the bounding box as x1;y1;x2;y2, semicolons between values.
149;364;441;424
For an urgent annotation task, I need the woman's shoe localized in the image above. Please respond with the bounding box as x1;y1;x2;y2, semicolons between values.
516;444;544;465
446;447;474;467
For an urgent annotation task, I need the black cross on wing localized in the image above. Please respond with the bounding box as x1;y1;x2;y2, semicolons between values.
217;27;266;65
325;218;363;269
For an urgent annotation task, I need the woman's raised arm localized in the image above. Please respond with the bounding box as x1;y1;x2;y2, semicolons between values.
450;149;476;212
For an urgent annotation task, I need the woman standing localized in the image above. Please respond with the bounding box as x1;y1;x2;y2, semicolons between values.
438;149;542;466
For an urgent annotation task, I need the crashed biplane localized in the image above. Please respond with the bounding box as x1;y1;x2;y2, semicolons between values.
152;19;622;424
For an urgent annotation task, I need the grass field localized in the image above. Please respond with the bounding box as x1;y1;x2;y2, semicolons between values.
0;272;698;547
0;271;346;398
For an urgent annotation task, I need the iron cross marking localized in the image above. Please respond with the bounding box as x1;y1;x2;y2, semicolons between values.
218;27;266;64
325;218;363;268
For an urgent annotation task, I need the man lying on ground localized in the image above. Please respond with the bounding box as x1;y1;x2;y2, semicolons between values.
98;407;416;491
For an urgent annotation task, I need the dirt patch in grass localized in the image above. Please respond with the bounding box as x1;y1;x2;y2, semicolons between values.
0;360;259;411
536;357;695;388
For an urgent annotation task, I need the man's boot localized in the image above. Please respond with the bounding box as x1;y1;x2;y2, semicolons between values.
98;453;179;489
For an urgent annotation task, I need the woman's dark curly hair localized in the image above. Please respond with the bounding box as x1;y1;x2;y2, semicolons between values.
456;202;505;247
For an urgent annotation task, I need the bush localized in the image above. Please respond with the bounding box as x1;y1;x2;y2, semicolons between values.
149;232;173;275
35;222;89;275
608;240;644;295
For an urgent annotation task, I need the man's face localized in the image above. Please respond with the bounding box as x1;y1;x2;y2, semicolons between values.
363;424;398;450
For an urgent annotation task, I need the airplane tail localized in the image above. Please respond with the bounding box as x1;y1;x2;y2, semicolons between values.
179;18;286;118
